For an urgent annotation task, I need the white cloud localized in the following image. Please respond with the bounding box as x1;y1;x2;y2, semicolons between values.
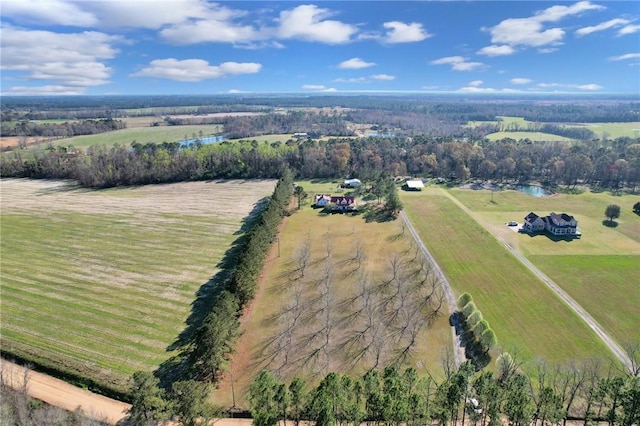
338;58;376;69
302;84;327;90
576;18;632;36
459;86;497;93
372;74;395;81
537;82;602;91
608;53;640;61
333;77;367;83
382;21;432;44
1;0;97;26
576;84;602;90
477;45;516;56
538;47;559;53
0;26;122;94
468;80;484;87
131;59;261;82
430;56;485;71
277;5;358;44
2;85;88;96
511;78;533;85
487;1;604;48
160;19;262;45
618;25;640;35
227;89;243;94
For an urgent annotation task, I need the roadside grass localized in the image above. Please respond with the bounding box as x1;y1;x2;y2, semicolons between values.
401;188;614;366
0;179;276;393
213;187;453;408
46;125;223;149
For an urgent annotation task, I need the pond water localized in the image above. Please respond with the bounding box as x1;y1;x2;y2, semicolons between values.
365;132;396;137
179;135;227;147
516;185;553;197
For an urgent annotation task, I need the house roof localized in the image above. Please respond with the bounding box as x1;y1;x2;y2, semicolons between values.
524;212;540;222
406;180;424;189
331;196;355;205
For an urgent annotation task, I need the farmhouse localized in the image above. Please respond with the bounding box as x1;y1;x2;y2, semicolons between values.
523;211;579;237
314;194;332;207
404;180;425;191
330;195;357;211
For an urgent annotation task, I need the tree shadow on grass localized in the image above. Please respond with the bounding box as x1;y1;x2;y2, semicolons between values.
361;203;396;223
155;197;269;386
602;219;619;228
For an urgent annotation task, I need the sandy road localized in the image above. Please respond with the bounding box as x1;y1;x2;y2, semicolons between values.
1;359;258;426
399;211;466;367
0;360;130;424
438;189;634;373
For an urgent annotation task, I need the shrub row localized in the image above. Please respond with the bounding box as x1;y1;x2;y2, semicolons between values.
457;293;498;360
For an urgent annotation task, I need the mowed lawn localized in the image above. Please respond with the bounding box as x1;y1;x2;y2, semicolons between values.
445;187;640;345
214;181;453;408
402;188;614;365
0;178;275;392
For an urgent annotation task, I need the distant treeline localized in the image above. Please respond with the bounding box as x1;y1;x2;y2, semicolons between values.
2;134;639;191
0;118;126;138
2;95;638;125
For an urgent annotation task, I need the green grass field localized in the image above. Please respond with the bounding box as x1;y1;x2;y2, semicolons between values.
47;125;223;149
212;180;453;408
442;186;640;345
0;178;275;392
467;116;640;140
402;187;616;365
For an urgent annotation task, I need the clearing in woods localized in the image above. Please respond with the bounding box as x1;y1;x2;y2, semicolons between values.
0;178;276;393
214;180;453;409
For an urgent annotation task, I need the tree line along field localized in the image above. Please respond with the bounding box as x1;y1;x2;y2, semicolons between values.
212;180;453;408
441;186;640;347
401;187;619;367
0;178;276;394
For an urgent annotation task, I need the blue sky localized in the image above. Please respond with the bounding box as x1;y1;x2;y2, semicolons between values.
1;1;639;96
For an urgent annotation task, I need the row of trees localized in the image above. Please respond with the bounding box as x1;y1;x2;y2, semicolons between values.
456;293;497;368
245;354;640;426
2;134;638;190
127;170;294;425
0;118;126;138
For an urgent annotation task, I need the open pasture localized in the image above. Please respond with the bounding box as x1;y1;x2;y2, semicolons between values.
401;188;614;365
213;186;453;407
442;186;640;344
484;131;572;142
47;124;223;149
0;178;276;392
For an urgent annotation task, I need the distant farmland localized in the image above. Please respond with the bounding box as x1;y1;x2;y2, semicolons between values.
0;179;275;393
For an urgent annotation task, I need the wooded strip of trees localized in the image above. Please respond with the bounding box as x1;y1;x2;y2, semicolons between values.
244;362;640;426
128;348;639;426
125;171;294;424
0;118;126;138
3;134;639;191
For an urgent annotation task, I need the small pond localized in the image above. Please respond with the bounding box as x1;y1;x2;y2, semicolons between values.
516;185;553;197
179;135;227;147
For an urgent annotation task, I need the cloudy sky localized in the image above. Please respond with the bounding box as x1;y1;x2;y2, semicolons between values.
1;0;639;96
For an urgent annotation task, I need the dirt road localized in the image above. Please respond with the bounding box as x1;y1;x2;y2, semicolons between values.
438;189;633;373
400;211;466;367
1;360;130;424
